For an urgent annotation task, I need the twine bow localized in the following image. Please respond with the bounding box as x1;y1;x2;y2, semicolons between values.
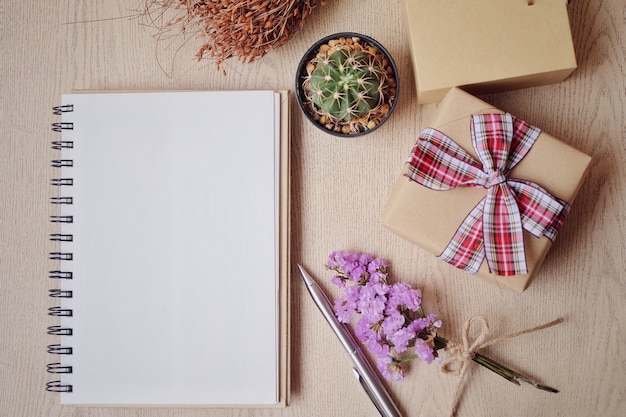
405;113;570;276
440;315;564;417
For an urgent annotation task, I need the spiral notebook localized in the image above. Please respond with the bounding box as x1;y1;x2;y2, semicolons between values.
47;90;290;406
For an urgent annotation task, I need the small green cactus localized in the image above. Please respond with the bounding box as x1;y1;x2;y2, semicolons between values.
308;48;386;121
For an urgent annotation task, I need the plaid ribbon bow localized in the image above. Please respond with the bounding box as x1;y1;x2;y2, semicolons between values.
405;113;570;276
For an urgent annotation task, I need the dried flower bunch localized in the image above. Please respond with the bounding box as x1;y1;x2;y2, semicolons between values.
326;249;561;400
141;0;320;71
327;250;442;381
302;36;397;135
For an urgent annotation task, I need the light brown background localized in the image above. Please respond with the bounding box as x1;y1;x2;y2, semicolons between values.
1;1;624;416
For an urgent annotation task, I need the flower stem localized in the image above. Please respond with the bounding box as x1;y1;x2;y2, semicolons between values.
434;335;558;393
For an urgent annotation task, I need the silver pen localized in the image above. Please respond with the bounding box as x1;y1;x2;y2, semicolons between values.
298;264;403;417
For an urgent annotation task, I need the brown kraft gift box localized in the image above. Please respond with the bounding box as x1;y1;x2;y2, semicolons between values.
382;88;591;292
401;0;577;104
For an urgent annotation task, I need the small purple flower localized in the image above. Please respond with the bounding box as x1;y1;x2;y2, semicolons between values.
357;284;387;323
381;311;405;336
367;257;388;273
407;313;439;336
326;252;340;269
388;362;404;381
331;276;346;288
344;285;361;302
359;252;374;266
334;297;356;323
376;354;394;380
349;263;368;283
355;316;377;343
414;339;436;364
386;282;422;313
326;250;346;269
376;355;404;382
333;286;362;323
368;271;386;284
327;250;360;272
389;326;415;353
367;336;390;360
407;317;427;334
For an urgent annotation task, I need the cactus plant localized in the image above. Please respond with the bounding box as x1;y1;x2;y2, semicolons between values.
297;34;398;136
308;48;385;121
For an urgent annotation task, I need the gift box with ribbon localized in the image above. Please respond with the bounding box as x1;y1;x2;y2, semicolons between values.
401;0;577;104
382;88;591;292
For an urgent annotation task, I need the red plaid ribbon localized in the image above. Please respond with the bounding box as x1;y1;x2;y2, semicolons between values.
405;113;570;276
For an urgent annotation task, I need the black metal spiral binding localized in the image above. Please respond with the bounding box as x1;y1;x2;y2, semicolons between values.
48;306;72;317
50;196;73;205
47;344;73;355
51;122;74;132
48;104;75;394
49;252;73;261
49;234;73;242
53;104;73;115
46;380;73;393
51;178;73;186
50;215;73;223
51;159;73;168
51;141;73;150
47;363;73;374
48;270;72;279
47;325;73;336
49;289;73;298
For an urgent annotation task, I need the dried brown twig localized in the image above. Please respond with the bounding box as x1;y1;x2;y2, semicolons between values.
140;0;321;72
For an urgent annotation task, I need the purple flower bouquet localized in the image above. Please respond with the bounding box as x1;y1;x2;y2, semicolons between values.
326;250;561;394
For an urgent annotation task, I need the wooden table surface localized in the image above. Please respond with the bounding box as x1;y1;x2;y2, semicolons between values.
2;1;624;416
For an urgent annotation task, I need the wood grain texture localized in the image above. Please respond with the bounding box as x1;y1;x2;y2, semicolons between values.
1;0;624;416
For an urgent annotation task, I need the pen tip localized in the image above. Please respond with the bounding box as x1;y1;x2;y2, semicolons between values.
537;384;559;393
297;264;313;286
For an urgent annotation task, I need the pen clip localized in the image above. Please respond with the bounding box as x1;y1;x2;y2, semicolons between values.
352;368;385;417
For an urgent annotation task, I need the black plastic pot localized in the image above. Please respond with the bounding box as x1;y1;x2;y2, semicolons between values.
295;32;399;137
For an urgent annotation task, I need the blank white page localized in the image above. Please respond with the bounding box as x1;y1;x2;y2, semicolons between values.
56;91;280;405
